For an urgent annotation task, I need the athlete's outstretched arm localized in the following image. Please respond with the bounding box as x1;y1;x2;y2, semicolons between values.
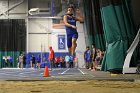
63;15;77;29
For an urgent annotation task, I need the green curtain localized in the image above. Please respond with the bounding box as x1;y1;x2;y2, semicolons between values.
83;0;105;50
0;52;20;68
100;0;137;72
83;0;94;47
0;19;26;68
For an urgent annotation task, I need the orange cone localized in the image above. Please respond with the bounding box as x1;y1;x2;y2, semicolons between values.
43;66;49;77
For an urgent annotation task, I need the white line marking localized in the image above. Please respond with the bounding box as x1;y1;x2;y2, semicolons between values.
40;73;43;75
78;68;85;75
61;68;70;75
49;69;55;71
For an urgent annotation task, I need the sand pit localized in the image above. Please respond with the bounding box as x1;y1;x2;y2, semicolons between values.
0;80;140;93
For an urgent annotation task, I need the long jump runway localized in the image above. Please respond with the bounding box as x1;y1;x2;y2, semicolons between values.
0;68;95;80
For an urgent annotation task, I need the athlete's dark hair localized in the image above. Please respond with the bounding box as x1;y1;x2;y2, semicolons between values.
67;4;74;9
86;46;89;49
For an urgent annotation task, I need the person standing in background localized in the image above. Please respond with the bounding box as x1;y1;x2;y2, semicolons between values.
91;44;96;62
65;55;70;68
23;54;26;68
19;54;24;69
54;57;60;68
84;46;92;69
36;54;41;69
4;56;9;68
60;56;65;68
48;46;55;69
9;56;13;67
74;56;78;68
30;55;36;68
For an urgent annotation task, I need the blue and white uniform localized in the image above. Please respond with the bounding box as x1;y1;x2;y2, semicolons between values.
65;15;78;48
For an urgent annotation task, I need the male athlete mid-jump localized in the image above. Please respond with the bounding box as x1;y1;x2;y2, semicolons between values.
63;6;84;59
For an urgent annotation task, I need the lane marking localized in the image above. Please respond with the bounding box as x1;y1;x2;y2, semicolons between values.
61;68;70;75
40;73;43;75
78;68;85;75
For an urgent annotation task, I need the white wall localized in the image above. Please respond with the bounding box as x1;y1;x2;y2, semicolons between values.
28;18;52;33
28;18;52;52
28;34;49;52
76;22;86;68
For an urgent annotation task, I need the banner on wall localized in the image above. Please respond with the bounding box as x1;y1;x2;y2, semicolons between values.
58;35;65;50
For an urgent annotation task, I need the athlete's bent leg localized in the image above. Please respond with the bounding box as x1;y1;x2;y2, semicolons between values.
67;35;72;55
71;38;77;56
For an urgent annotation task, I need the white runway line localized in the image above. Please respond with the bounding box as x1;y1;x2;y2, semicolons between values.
61;68;70;75
78;68;85;75
40;73;43;75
